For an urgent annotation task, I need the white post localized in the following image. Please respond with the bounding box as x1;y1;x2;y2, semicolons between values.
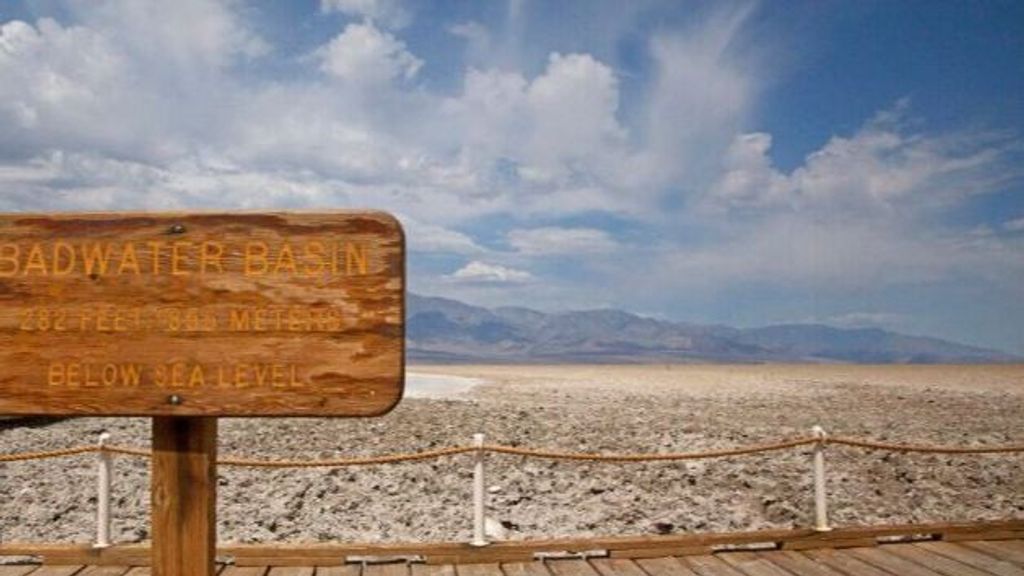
94;432;112;548
812;425;831;532
471;433;488;546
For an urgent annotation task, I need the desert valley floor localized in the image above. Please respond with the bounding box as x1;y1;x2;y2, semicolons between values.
1;364;1022;544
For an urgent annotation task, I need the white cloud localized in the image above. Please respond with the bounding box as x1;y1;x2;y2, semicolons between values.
321;0;411;29
638;5;757;192
0;2;1021;352
523;53;625;172
708;132;788;209
316;22;422;86
507;227;618;255
707;104;1019;216
1004;217;1024;232
401;217;484;254
448;261;533;284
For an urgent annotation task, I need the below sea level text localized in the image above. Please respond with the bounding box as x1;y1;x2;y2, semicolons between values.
46;362;305;388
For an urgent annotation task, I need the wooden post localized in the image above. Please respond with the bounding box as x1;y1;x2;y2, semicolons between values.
152;417;218;576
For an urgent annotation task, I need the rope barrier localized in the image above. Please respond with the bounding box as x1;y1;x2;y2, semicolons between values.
216;445;475;468
828;436;1024;455
1;436;1023;465
482;437;819;462
0;445;96;462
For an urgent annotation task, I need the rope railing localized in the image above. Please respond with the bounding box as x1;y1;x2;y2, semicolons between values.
4;435;1023;464
1;430;1022;548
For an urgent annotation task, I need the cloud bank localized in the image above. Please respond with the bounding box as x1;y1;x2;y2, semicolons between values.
0;0;1021;352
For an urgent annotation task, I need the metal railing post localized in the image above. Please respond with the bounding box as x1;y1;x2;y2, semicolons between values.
94;432;112;548
812;425;831;532
471;433;488;546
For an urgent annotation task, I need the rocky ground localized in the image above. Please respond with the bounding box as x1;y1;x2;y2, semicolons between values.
1;364;1022;545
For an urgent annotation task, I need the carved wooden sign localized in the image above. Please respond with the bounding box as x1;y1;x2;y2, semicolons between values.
0;212;404;416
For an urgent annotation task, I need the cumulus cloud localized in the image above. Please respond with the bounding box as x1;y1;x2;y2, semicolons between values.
0;1;1021;352
507;227;618;255
448;261;533;284
316;22;422;85
707;103;1020;217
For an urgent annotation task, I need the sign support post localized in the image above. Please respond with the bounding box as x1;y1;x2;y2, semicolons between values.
152;417;218;576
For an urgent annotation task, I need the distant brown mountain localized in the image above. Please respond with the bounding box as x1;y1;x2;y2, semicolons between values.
407;293;1019;364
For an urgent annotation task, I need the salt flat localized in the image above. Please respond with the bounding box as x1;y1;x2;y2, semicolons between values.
1;364;1022;545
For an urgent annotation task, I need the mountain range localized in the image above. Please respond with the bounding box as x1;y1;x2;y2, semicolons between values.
407;293;1019;364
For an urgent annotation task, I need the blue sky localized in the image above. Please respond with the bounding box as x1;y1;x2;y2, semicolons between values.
1;1;1022;353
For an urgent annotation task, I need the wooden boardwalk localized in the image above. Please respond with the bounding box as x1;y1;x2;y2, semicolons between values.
3;522;1023;575
1;540;1023;576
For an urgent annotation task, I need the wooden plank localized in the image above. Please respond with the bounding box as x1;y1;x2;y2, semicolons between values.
847;547;946;576
916;543;1024;576
717;552;793;576
124;568;153;576
77;569;133;576
219;568;268;576
963;542;1024;566
500;563;550;576
151;416;217;576
780;537;877;551
610;547;710;559
362;565;409;576
5;522;1020;564
411;566;454;576
678;556;747;576
267;569;315;576
543;560;600;576
634;557;700;576
235;561;339;568
426;552;535;566
754;551;846;576
945;531;1024;543
804;548;901;576
78;569;132;576
318;568;361;576
883;543;995;576
456;565;504;576
0;567;40;576
589;559;645;576
0;211;404;417
23;568;86;576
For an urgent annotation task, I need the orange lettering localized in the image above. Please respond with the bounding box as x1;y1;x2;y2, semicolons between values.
52;242;75;275
23;243;47;275
118;243;141;275
245;242;268;276
81;243;113;276
146;241;166;274
200;241;224;274
48;363;64;386
0;244;19;277
303;241;326;276
345;243;368;275
171;242;192;276
273;243;298;275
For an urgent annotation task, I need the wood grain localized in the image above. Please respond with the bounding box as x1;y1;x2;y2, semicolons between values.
151;417;217;576
0;212;404;417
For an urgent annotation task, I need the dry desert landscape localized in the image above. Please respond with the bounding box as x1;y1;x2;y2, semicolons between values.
1;364;1022;544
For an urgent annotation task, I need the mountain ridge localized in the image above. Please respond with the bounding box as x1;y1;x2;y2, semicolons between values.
407;293;1019;364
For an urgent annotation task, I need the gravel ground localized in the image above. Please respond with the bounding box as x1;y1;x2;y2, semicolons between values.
1;364;1022;545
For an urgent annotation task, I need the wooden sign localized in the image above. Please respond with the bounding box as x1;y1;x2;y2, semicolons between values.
0;212;404;416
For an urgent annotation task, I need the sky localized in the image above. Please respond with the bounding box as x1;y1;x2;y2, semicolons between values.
0;0;1022;354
